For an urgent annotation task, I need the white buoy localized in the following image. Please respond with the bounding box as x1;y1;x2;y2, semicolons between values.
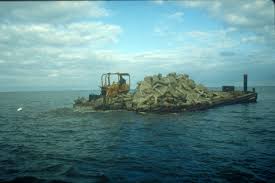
17;107;22;112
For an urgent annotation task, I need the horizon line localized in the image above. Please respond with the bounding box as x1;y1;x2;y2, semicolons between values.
1;85;275;93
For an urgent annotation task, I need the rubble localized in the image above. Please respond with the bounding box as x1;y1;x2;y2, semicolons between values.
131;72;214;112
73;72;257;113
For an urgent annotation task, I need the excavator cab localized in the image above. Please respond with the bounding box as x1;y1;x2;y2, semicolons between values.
100;73;130;97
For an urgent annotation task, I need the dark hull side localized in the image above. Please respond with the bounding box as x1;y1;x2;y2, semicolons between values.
145;92;258;113
74;92;258;114
186;92;257;112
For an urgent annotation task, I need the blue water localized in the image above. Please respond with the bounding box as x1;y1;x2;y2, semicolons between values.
0;87;274;183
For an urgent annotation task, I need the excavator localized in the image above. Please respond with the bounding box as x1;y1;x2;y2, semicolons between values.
89;72;130;101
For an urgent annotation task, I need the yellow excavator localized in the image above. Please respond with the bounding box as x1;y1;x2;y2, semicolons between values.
89;73;130;101
100;73;130;97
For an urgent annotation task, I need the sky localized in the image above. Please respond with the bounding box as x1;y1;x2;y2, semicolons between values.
0;0;274;91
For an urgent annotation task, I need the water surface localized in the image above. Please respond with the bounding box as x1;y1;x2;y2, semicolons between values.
0;87;274;182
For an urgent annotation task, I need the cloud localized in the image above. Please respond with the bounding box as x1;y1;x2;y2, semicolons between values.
0;1;108;23
168;11;184;22
181;0;273;28
153;0;165;5
0;41;223;90
0;22;122;47
154;25;172;37
0;1;125;91
0;1;274;91
186;31;210;38
180;0;274;43
153;11;185;38
1;37;274;91
178;0;275;78
48;72;59;78
219;51;235;57
241;35;265;44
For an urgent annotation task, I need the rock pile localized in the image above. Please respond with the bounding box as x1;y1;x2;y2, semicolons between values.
73;72;257;113
74;72;219;112
132;73;214;112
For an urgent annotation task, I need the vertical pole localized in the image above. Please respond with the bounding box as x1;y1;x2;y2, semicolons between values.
273;0;275;31
244;74;248;92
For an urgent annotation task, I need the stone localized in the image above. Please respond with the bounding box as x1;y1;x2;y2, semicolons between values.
131;72;215;111
110;102;124;110
74;72;220;112
125;101;132;110
144;76;152;84
74;97;86;105
94;97;104;109
157;73;162;79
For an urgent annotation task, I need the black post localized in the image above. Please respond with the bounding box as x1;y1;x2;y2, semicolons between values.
244;74;248;92
273;0;275;31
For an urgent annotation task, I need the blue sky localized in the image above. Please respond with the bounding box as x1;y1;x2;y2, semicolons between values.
0;0;274;91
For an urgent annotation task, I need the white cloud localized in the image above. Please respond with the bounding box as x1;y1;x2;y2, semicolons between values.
180;0;275;55
0;1;125;91
153;11;184;38
241;35;265;43
186;31;210;39
48;73;59;78
0;1;274;91
0;22;122;47
0;1;108;23
181;0;274;31
168;12;184;22
1;38;274;90
153;0;165;5
154;25;172;37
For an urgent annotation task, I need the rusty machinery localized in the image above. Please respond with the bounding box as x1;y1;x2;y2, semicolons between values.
100;73;130;97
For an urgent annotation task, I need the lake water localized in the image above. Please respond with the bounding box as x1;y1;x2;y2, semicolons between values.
0;87;274;183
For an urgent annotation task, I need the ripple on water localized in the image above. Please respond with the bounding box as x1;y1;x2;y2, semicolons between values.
0;89;275;182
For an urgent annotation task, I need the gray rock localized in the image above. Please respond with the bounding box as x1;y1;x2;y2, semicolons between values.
76;72;216;112
94;97;105;109
144;76;153;84
74;97;87;105
132;72;213;111
125;101;132;110
110;102;124;110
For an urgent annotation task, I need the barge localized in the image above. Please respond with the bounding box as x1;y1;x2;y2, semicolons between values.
73;73;257;113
